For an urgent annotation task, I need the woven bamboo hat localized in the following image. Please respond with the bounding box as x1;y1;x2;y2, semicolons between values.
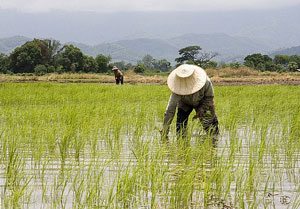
167;64;207;95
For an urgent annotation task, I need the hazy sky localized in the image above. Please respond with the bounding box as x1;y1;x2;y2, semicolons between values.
0;0;299;12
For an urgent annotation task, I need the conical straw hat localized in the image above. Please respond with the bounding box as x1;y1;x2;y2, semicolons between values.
112;66;118;71
167;64;207;95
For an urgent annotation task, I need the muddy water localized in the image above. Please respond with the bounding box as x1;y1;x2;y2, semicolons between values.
215;127;300;209
0;127;299;209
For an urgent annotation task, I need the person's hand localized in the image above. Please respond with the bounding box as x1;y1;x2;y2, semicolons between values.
192;106;205;120
159;128;169;142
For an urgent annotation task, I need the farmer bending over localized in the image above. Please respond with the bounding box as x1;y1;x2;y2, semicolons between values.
161;64;219;140
112;66;124;85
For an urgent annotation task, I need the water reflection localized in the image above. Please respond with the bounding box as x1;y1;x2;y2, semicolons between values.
0;126;299;208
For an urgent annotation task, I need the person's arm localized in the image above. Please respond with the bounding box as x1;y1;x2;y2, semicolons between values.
202;77;214;107
194;77;215;119
162;93;180;138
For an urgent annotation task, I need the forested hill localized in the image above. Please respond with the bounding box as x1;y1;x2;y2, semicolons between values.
269;46;300;57
73;33;273;63
0;36;30;54
1;7;300;47
0;33;273;63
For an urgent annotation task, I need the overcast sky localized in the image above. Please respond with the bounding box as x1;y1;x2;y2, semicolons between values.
0;0;299;12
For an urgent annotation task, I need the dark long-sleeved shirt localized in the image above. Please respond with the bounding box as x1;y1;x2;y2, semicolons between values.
163;76;214;129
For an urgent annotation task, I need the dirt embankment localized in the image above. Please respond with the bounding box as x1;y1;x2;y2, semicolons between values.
207;68;300;85
211;76;300;85
1;68;300;85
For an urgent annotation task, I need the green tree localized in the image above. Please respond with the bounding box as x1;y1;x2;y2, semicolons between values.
194;52;218;68
263;55;272;63
139;55;171;72
83;55;98;73
111;61;126;71
244;53;273;71
289;55;300;67
154;59;171;72
9;38;62;74
287;61;299;71
95;54;111;73
175;46;201;64
202;60;218;69
34;39;51;65
53;55;70;72
142;54;155;69
244;53;264;69
175;46;218;68
0;53;9;73
55;45;85;72
275;64;283;71
30;39;60;66
273;55;290;67
110;61;134;71
134;64;147;73
265;61;277;71
42;39;61;65
9;40;43;73
257;63;265;71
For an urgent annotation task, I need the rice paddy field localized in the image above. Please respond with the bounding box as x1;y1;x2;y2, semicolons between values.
0;83;300;208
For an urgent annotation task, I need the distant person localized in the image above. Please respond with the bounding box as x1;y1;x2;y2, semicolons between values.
161;64;219;140
112;66;124;85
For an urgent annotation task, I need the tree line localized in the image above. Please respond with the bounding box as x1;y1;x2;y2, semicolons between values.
0;40;299;75
0;39;114;75
173;45;300;72
243;53;300;72
0;38;172;75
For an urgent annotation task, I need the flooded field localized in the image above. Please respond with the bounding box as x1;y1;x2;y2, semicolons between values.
0;83;299;208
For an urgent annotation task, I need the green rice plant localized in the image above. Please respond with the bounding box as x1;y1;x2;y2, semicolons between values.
0;83;300;208
72;168;86;208
50;169;72;209
116;162;139;208
2;135;32;208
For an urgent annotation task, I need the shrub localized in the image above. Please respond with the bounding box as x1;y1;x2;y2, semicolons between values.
287;62;299;72
54;65;64;74
229;62;241;69
134;64;147;73
34;64;47;76
48;65;56;73
219;62;228;68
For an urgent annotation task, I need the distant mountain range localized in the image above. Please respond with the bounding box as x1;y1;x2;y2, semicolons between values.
0;36;31;54
1;35;300;64
73;33;278;63
1;6;300;64
0;34;275;63
1;7;300;47
269;46;300;57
